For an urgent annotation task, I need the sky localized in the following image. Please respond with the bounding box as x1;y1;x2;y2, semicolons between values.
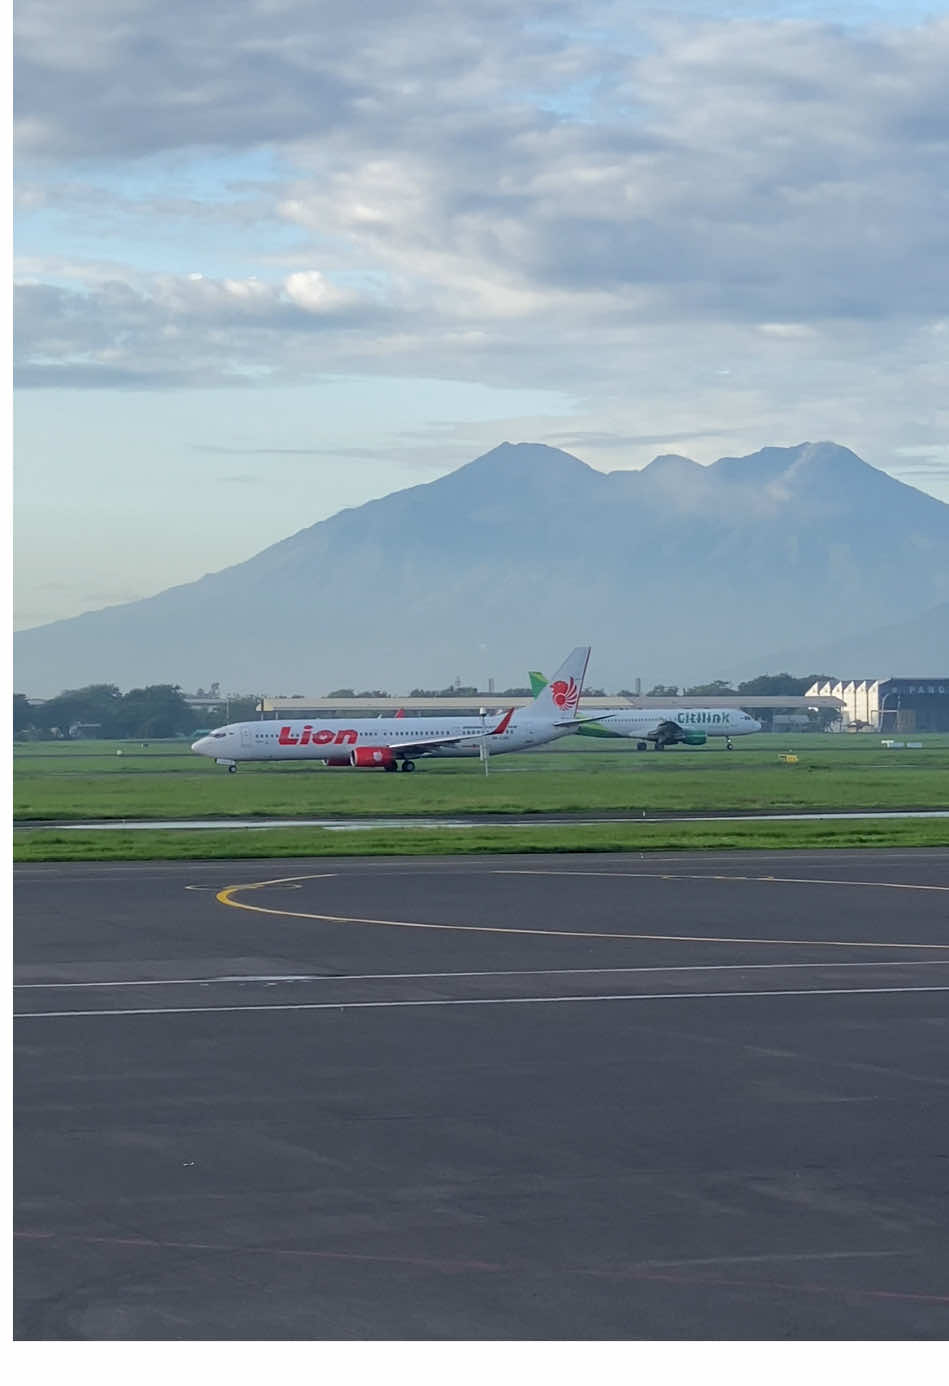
13;0;949;630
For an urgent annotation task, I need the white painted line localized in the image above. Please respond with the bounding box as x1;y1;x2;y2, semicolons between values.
15;983;949;1019
24;809;949;831
48;819;474;832
495;868;949;892
15;959;949;990
631;1249;912;1268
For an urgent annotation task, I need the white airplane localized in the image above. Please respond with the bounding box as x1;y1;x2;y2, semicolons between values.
528;672;761;750
192;646;594;772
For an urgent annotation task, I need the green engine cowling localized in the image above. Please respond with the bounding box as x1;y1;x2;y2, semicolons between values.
577;721;624;739
681;730;707;746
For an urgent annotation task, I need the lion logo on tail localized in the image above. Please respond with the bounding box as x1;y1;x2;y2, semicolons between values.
549;676;580;713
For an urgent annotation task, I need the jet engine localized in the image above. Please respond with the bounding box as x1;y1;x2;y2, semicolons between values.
350;745;397;769
652;721;707;748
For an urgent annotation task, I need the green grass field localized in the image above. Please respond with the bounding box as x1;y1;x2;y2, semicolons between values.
12;730;949;860
13;733;949;823
13;816;949;862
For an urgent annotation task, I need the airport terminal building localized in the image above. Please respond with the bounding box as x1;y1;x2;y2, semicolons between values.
806;677;949;732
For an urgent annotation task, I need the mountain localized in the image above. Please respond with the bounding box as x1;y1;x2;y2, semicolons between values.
728;601;949;683
14;441;949;696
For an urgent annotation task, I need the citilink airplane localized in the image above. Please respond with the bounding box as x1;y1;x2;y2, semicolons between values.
192;646;594;772
528;672;761;749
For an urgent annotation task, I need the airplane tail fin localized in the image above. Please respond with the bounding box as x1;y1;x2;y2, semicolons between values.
528;671;546;697
527;647;590;722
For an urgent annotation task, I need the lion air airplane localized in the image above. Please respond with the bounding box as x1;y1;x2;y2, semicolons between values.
529;672;761;750
191;647;594;773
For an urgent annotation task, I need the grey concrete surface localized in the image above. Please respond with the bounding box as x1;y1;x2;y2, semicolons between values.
14;851;949;1339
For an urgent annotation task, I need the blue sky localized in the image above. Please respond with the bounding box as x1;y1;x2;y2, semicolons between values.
14;0;949;628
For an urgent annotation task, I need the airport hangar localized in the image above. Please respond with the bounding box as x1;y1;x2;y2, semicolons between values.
805;677;949;733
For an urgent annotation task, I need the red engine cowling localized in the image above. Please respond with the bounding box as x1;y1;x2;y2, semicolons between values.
350;745;396;769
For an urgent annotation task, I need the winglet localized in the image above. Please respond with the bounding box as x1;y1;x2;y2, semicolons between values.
491;707;515;735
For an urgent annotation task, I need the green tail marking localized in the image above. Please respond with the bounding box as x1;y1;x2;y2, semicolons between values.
529;671;621;737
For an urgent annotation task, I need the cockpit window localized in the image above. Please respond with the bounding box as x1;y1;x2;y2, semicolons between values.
211;731;227;738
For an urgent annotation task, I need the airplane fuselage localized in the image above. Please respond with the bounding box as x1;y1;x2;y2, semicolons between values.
192;715;572;765
594;707;760;739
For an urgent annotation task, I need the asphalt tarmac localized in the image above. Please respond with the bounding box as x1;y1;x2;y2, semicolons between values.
14;849;949;1340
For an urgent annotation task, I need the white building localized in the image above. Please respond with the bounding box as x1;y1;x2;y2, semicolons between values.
805;678;949;732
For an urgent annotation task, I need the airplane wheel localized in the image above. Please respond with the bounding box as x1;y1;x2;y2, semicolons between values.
384;761;399;772
636;741;647;751
400;760;416;773
227;765;237;774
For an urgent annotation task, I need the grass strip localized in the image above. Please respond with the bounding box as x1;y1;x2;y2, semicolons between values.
14;817;949;862
15;759;949;820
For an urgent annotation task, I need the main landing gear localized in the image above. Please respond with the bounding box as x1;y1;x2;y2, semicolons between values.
400;760;416;772
387;760;416;773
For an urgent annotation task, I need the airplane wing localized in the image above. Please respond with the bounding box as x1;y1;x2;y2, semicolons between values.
387;708;515;755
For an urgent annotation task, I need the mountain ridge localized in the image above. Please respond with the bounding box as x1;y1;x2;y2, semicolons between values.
14;440;949;695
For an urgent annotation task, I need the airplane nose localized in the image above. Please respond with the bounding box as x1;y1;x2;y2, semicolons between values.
191;736;211;754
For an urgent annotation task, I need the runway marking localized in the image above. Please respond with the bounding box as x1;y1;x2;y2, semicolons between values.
496;868;949;893
14;983;949;1019
15;959;949;990
214;874;949;951
14;1230;949;1307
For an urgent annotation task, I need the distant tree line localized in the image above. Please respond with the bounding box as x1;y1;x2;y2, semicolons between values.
634;673;837;698
13;684;258;740
326;688;391;699
409;685;481;698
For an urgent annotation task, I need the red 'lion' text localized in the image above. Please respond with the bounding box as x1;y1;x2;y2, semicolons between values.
279;726;358;746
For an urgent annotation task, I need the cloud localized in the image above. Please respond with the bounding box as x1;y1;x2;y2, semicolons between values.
193;445;341;456
542;429;731;451
12;6;949;493
14;269;388;387
18;12;949;323
756;324;818;340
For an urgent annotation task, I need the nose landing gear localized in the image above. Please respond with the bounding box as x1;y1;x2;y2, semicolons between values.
725;737;734;750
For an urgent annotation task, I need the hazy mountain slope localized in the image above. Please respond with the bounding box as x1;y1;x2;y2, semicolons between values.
14;441;949;696
729;601;949;683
